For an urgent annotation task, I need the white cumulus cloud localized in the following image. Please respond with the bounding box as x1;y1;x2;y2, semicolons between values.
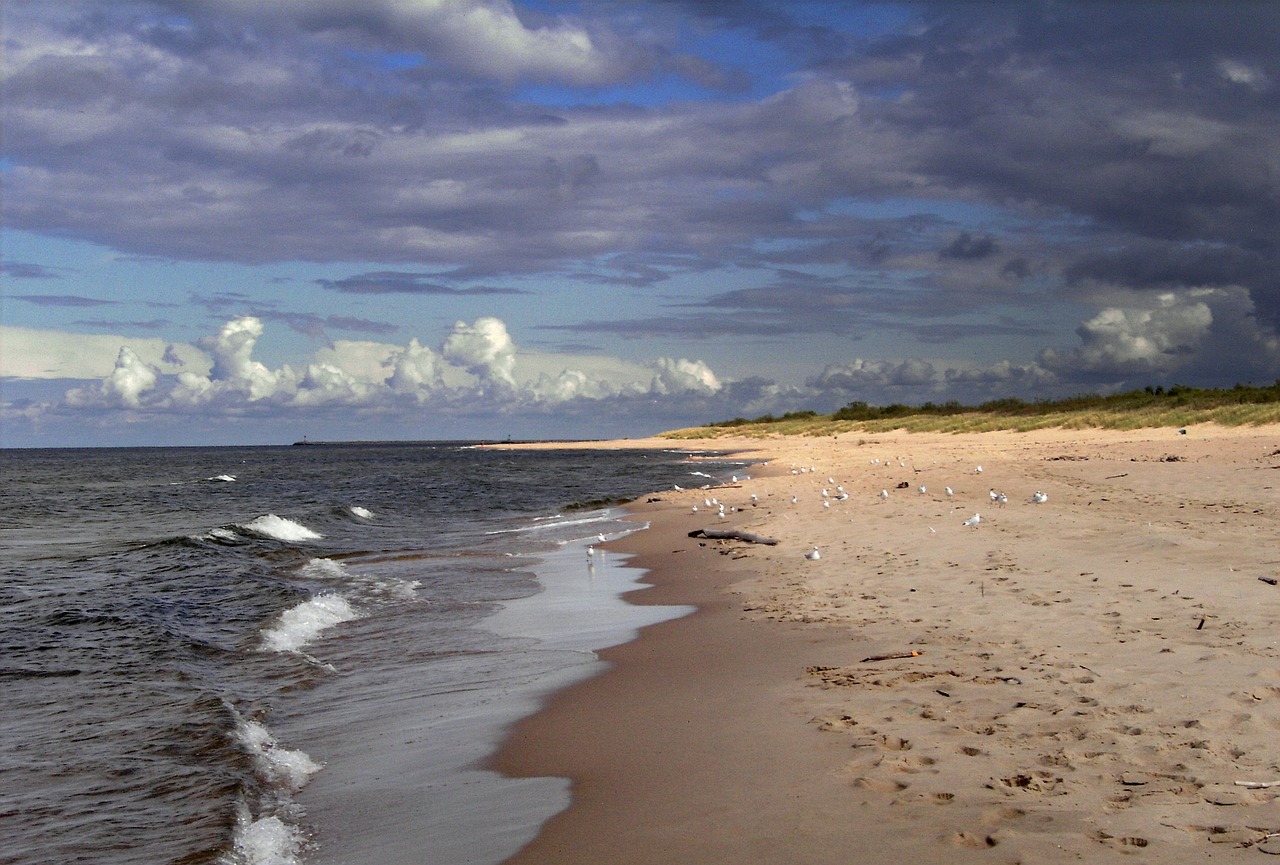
650;358;721;394
441;316;518;387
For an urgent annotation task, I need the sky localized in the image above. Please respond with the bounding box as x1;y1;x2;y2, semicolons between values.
3;1;1279;447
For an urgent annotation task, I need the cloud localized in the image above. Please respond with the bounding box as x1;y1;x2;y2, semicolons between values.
0;325;209;379
1039;293;1214;377
10;295;117;308
65;346;158;408
650;357;720;395
35;315;737;426
809;358;938;391
939;232;998;261
441;316;518;387
316;271;527;295
1;261;63;279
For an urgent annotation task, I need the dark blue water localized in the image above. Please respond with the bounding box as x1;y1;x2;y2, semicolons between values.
0;443;743;865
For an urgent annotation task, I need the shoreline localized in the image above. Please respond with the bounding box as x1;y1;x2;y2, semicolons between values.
490;424;1280;863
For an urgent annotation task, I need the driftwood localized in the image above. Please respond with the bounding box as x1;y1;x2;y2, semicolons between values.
1235;780;1280;789
861;650;924;662
687;528;779;545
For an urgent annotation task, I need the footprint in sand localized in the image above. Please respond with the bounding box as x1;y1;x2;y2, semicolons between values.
949;831;999;848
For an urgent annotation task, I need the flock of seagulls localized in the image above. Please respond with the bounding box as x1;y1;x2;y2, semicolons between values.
678;457;1053;564
750;459;1053;560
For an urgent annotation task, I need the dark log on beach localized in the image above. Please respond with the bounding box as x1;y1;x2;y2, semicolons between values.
687;528;779;545
861;650;924;662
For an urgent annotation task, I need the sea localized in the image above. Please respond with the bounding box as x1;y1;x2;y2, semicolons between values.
0;442;746;865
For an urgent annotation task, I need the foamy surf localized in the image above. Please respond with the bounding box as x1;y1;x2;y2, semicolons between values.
261;594;359;653
299;557;420;601
241;514;323;542
226;807;302;865
236;719;323;791
350;505;374;519
223;713;321;865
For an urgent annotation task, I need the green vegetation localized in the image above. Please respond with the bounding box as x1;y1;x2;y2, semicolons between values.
664;383;1280;439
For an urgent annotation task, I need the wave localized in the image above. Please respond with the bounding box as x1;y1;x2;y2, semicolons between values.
240;514;323;543
260;593;359;653
224;714;322;865
299;557;420;604
349;505;374;519
486;511;615;536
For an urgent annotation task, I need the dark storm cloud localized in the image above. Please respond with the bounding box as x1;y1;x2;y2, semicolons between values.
6;1;1280;391
838;2;1280;319
940;232;997;261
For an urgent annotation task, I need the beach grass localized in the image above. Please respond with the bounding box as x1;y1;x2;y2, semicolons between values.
662;384;1280;439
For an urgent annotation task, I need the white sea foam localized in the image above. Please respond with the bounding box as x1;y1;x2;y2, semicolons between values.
488;512;614;535
228;810;301;865
300;557;348;581
200;527;243;544
261;594;358;653
236;719;323;792
206;474;237;483
298;557;418;600
242;514;323;542
349;505;374;519
224;717;321;865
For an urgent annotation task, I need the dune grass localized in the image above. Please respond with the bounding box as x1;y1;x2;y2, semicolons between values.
661;385;1280;439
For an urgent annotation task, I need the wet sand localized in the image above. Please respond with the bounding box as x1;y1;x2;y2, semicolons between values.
491;425;1280;862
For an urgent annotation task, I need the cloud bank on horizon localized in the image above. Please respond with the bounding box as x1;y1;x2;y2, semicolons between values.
3;1;1279;445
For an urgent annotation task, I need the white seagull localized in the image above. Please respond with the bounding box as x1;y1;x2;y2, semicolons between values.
805;547;821;560
976;465;984;474
944;486;954;497
1030;491;1049;504
963;513;981;527
879;489;890;501
918;484;927;494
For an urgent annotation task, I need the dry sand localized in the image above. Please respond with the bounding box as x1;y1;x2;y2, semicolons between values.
491;425;1280;863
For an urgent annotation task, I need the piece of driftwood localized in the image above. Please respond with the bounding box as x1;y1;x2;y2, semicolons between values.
687;528;779;545
1234;780;1280;789
1260;576;1278;586
861;650;924;662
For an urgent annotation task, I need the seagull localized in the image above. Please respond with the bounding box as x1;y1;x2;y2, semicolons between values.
944;486;954;497
989;489;1000;502
918;484;927;494
835;492;849;501
1030;491;1048;504
995;491;1008;507
791;495;799;504
805;547;821;560
879;489;890;501
976;465;984;474
822;500;830;509
964;513;981;527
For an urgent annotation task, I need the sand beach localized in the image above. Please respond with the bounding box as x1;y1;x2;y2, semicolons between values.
492;424;1280;863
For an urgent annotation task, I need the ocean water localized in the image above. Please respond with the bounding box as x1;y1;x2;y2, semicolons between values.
0;443;744;865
